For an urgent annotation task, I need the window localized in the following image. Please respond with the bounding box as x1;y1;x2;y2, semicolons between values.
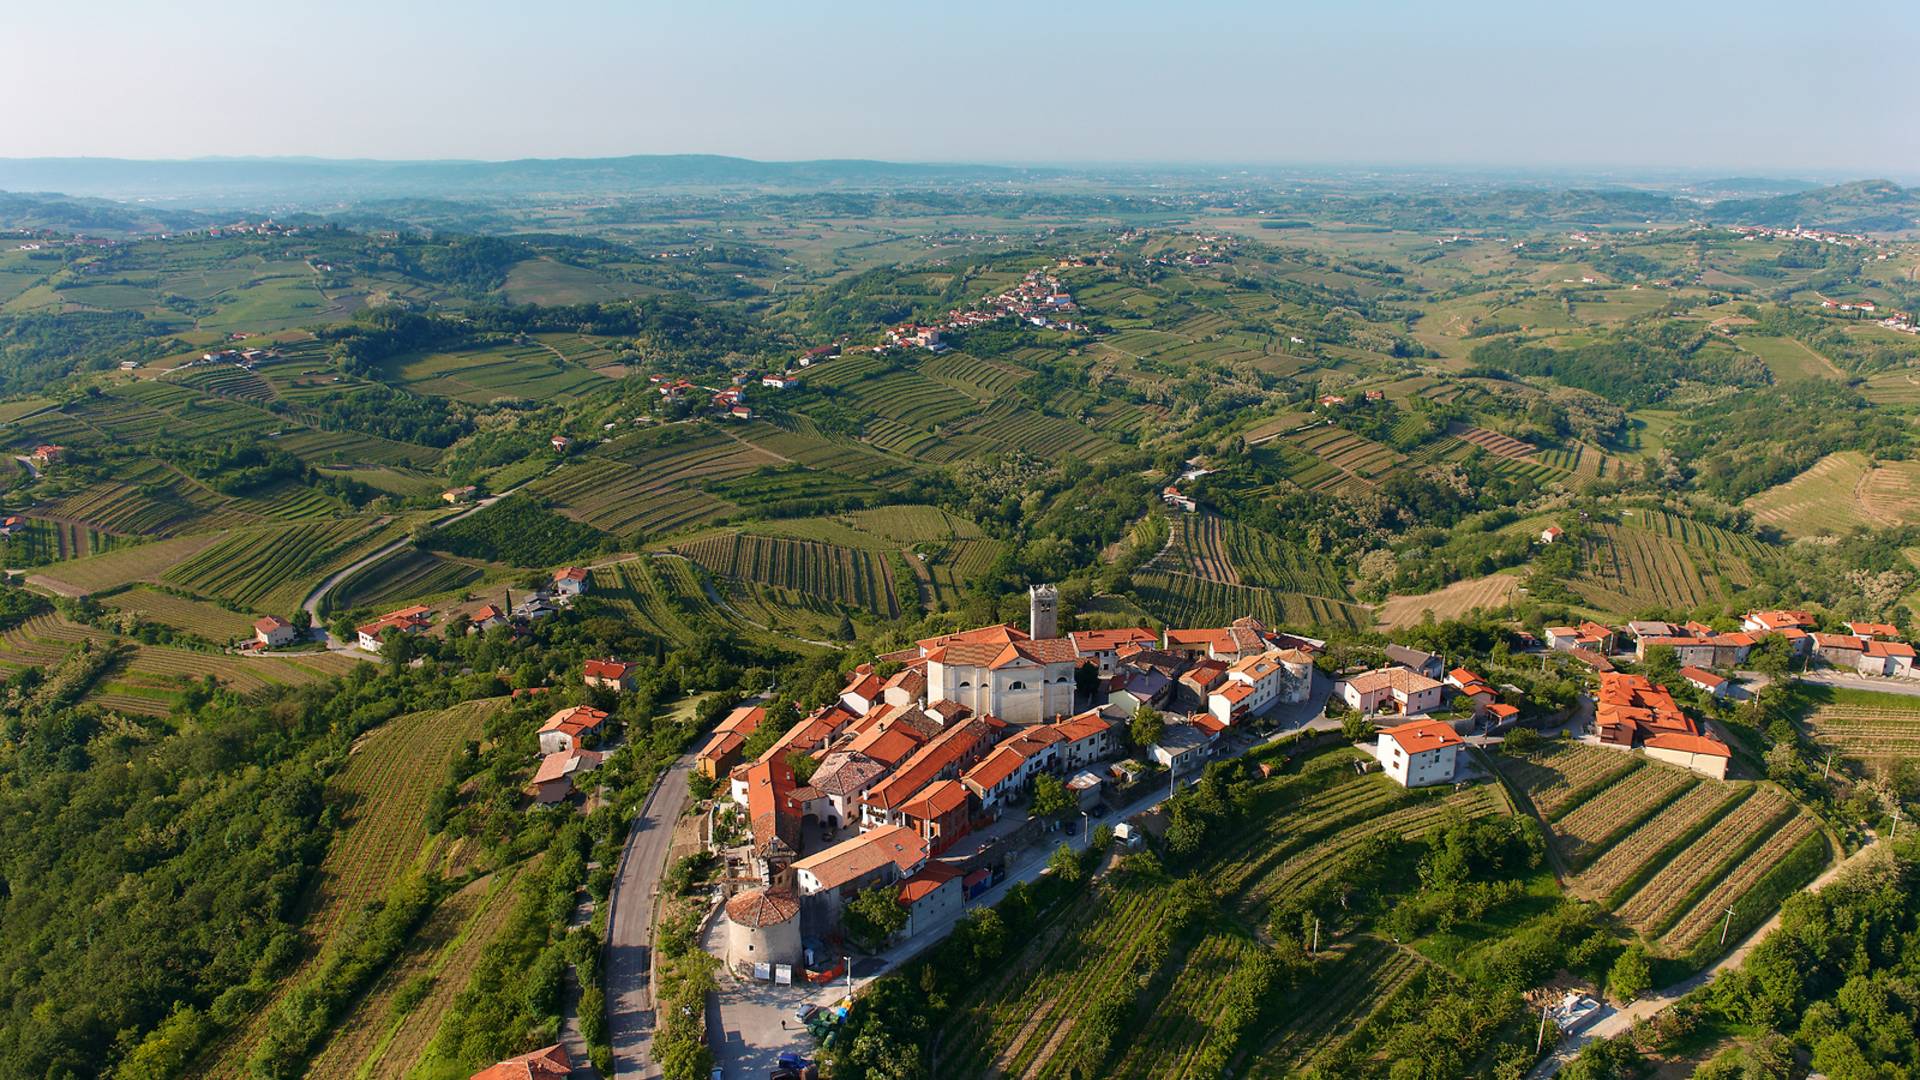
1009;680;1027;691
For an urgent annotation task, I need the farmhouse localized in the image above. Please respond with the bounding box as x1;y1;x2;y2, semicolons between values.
1150;718;1219;777
1338;667;1445;716
1642;733;1731;780
1540;525;1564;543
583;657;636;691
531;748;603;804
470;1044;571;1080
552;566;591;596
442;485;477;504
1636;634;1718;668
468;603;508;632
1546;622;1616;653
549;435;572;453
1679;666;1730;698
538;705;610;755
1812;632;1867;668
1742;609;1815;634
1859;638;1916;677
1445;667;1498;716
1846;621;1902;639
1161;486;1198;512
1376;719;1463;788
253;615;296;648
761;373;796;389
29;444;63;465
355;605;432;652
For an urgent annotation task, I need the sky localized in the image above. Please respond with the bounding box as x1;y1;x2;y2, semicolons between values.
2;0;1915;177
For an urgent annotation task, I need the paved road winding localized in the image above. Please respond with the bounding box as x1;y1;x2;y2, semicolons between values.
607;751;697;1079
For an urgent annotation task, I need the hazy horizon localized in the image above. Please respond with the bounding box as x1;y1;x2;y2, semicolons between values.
2;0;1915;177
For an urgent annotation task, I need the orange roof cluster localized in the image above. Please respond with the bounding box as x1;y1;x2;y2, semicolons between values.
357;604;432;639
916;623;1029;653
1594;673;1718;751
1747;610;1814;631
1345;667;1443;697
925;637;1078;669
1867;639;1916;659
864;717;995;812
898;777;968;821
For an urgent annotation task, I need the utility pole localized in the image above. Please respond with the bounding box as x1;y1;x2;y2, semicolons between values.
1823;751;1834;782
1312;917;1320;955
1536;1003;1549;1053
1720;906;1737;946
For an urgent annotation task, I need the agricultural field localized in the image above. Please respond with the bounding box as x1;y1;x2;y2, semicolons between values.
330;546;488;613
100;585;260;641
0;612;361;714
670;531;906;617
1745;451;1920;537
1796;687;1920;768
164;517;403;614
528;427;777;538
1496;742;1641;820
931;756;1502;1079
26;532;229;596
378;341;607;403
1374;572;1520;628
1611;788;1800;937
589;555;829;655
1730;333;1841;384
201;699;503;1079
1146;514;1353;601
1131;568;1370;632
1450;424;1539;461
1283;425;1402;486
1569;522;1752;614
1565;783;1741;904
1546;762;1699;869
0;517;123;562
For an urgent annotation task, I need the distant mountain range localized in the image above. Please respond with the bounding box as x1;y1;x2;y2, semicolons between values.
0;155;1911;235
0;154;1050;205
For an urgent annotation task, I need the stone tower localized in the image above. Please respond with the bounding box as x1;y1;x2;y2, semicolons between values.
1029;583;1059;640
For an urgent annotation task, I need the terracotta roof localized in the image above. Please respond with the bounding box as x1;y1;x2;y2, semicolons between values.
809;752;889;797
1068;627;1157;652
254;615;290;633
1812;632;1865;651
1192;713;1228;735
1644;732;1731;758
917;624;1029;652
899;778;968;820
962;744;1027;792
1847;622;1901;638
792;824;926;890
1866;639;1916;658
1380;719;1463;754
1486;703;1520;719
1679;666;1726;688
1747;610;1814;631
716;704;767;736
695;729;745;763
864;718;994;811
725;888;800;928
927;637;1079;669
532;748;603;786
1214;680;1255;704
896;861;962;905
584;658;633;680
539;705;609;738
1344;667;1443;697
554;566;589;583
470;1044;571;1080
1230;651;1285;680
1051;708;1114;743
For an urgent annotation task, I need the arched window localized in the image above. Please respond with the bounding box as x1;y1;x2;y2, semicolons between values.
958;679;971;689
1009;680;1027;691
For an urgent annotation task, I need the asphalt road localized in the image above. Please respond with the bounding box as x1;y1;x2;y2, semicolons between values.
1795;670;1920;697
607;751;696;1079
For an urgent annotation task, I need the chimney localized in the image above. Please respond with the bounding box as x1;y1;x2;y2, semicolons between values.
1029;584;1058;640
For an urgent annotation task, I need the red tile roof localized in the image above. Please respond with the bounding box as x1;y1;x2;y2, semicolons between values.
553;566;589;583
1379;719;1463;754
792;824;926;890
539;705;609;739
1679;666;1726;688
899;778;969;820
1847;622;1901;638
584;658;633;680
896;861;962;905
470;1044;571;1080
1644;732;1731;758
1866;639;1916;658
725;888;800;928
1068;627;1157;652
254;615;290;633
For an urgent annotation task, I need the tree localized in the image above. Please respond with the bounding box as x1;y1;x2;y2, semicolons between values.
843;886;908;952
1031;773;1074;818
1047;842;1084;884
1129;706;1164;750
1608;944;1652;1004
1502;726;1541;754
290;608;312;633
1341;712;1374;742
1641;644;1680;687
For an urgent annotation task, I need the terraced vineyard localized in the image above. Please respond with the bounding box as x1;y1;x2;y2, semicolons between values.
25;532;228;596
1285;425;1403;481
1567;783;1742;903
1375;572;1520;628
1451;424;1540;460
330;546;486;612
731;419;920;489
1570;522;1742;613
1548;763;1698;868
671;532;906;617
202;699;503;1078
1802;700;1920;763
0;517;122;562
931;759;1502;1079
1132;568;1370;631
1614;788;1796;934
1496;741;1640;819
100;585;259;641
918;351;1032;395
530;428;775;538
164;517;399;612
